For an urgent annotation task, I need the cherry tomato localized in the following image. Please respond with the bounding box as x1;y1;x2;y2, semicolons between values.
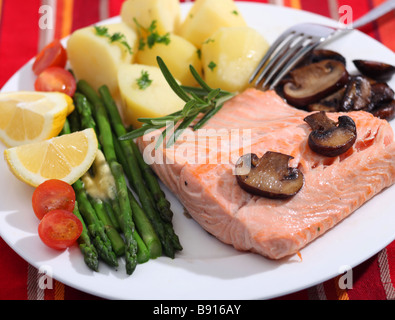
32;40;67;76
32;179;76;220
34;66;76;96
38;209;83;250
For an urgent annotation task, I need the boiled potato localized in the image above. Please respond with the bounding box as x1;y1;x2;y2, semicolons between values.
136;33;202;86
118;64;184;128
177;0;247;48
121;0;181;35
201;27;269;93
67;23;138;95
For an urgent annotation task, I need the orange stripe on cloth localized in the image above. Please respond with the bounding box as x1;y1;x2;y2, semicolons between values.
54;0;74;40
289;0;302;10
54;280;65;300
333;276;350;300
61;0;74;38
0;0;3;22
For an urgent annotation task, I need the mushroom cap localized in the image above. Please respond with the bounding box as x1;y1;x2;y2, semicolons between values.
235;152;304;199
283;59;349;108
353;59;395;82
304;111;357;157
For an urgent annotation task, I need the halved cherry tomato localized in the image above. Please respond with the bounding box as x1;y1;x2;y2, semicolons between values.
32;179;76;220
38;209;83;250
34;66;76;96
32;40;67;76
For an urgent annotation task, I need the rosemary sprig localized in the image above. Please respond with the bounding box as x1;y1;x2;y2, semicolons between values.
119;56;235;148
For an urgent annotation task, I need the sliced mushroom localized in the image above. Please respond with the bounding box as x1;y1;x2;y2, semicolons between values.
307;87;346;112
371;99;395;121
353;59;395;82
370;82;395;108
306;49;347;66
235;152;304;199
304;111;357;157
283;59;349;108
340;75;372;112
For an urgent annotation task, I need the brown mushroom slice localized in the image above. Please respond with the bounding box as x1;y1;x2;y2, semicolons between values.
307;87;346;112
353;59;395;82
283;59;349;108
304;111;357;157
340;75;372;112
370;82;395;107
306;49;347;66
235;152;304;199
371;99;395;121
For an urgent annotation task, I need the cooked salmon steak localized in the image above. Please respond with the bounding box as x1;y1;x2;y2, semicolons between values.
137;89;395;259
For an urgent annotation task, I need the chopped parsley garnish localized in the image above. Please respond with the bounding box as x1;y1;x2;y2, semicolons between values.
232;10;239;15
203;38;215;45
134;19;171;50
208;61;217;71
94;26;133;54
95;25;108;36
136;70;153;90
196;49;201;60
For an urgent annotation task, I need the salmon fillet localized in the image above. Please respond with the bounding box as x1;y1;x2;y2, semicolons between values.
137;88;395;259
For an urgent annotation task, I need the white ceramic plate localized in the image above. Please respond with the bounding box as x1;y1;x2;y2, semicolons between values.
1;2;395;300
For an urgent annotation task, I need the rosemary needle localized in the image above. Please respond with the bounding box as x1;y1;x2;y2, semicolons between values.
119;56;235;148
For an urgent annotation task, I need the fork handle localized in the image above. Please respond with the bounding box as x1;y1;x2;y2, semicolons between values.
352;0;395;29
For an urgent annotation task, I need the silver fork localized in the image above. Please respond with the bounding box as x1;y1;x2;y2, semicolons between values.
250;0;395;90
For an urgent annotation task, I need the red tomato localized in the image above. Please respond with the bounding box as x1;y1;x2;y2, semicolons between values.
32;40;67;76
32;179;76;220
34;66;76;96
38;209;83;250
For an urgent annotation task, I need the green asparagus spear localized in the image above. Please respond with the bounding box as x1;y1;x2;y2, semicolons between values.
60;118;71;136
103;199;121;232
72;201;99;272
110;161;137;274
74;93;99;139
67;109;81;133
98;84;182;256
131;140;173;223
74;92;121;234
88;196;125;256
133;230;150;264
73;179;119;268
67;100;120;267
128;190;162;259
77;80;138;274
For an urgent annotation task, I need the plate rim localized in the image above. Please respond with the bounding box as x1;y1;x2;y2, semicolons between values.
1;1;395;300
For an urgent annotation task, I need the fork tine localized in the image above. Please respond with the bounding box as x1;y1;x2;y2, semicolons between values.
253;32;304;86
259;34;312;88
268;40;321;89
249;28;296;83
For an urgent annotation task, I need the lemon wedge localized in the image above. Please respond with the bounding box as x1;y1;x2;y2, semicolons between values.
0;91;74;147
4;128;98;187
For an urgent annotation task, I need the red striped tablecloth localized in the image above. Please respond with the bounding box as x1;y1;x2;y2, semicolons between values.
0;0;394;300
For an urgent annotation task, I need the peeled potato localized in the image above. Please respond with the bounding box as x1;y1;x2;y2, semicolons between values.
177;0;247;48
118;64;184;128
136;33;202;86
121;0;181;35
201;26;269;93
67;23;138;95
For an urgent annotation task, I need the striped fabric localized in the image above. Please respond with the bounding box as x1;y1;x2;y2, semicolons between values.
0;0;394;300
